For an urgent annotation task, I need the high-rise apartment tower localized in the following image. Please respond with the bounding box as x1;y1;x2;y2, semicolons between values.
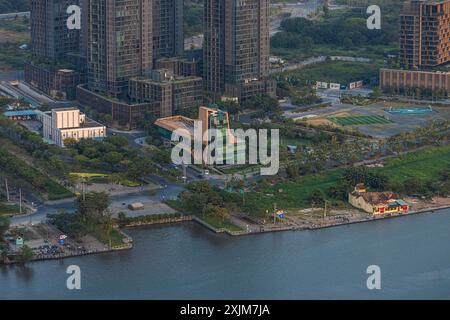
400;0;450;69
86;0;154;98
30;0;81;61
203;0;274;101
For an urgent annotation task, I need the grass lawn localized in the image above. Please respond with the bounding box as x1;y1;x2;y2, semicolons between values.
243;145;450;216
86;224;125;248
120;179;141;187
271;44;397;63
243;169;344;216
69;172;110;179
201;215;243;232
165;199;243;232
381;146;450;182
0;202;20;216
0;18;30;69
330;115;393;126
220;165;260;175
0;148;72;200
276;60;383;86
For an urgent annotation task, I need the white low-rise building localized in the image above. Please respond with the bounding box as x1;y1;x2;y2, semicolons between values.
42;108;106;147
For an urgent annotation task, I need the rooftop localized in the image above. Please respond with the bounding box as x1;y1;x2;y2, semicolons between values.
351;191;401;206
154;115;196;137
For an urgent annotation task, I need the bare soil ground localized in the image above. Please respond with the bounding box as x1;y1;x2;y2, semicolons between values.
405;196;450;212
109;200;177;218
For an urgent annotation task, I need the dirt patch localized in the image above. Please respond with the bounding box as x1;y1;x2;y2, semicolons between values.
110;200;177;218
304;118;336;127
0;30;29;43
405;196;450;212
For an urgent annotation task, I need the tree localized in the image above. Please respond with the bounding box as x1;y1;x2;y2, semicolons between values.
104;114;113;125
215;206;230;222
370;87;382;99
286;163;300;179
101;210;114;248
117;212;130;227
76;192;110;223
307;189;325;206
103;151;123;165
16;245;34;263
327;182;351;201
127;157;153;180
48;210;86;238
323;3;330;17
63;137;78;148
343;167;389;190
0;216;10;238
105;135;129;148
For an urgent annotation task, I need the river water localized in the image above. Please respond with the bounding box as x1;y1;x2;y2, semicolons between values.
1;209;450;299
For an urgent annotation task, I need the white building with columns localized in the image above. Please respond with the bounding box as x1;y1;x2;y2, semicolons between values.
42;108;106;147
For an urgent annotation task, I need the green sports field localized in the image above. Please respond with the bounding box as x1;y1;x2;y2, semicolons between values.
329;115;393;126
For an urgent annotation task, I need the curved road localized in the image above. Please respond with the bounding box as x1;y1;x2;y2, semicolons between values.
10;177;185;226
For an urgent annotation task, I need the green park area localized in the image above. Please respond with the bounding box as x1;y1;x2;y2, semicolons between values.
0;203;21;216
330;115;393;126
0;17;30;70
271;5;399;62
166;182;244;232
0;148;73;201
242;144;450;217
278;60;382;86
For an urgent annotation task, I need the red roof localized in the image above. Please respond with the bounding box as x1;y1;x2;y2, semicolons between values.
351;191;399;206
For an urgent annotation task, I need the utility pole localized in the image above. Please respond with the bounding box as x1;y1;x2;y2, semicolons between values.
273;203;277;224
82;178;86;201
19;188;22;215
324;200;328;219
5;178;10;202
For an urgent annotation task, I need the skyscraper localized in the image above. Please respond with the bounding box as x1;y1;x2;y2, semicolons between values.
203;0;274;101
400;0;450;69
30;0;81;61
87;0;153;98
153;0;184;61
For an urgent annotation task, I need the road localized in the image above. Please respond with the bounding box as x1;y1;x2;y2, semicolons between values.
10;176;185;226
0;11;29;21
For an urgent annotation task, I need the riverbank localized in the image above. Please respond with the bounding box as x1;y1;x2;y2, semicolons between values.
303;205;450;230
4;207;450;299
3;202;450;266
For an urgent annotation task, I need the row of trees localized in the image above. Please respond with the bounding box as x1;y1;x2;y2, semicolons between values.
64;136;155;182
272;6;399;50
178;181;242;222
0;0;28;14
49;192;114;243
